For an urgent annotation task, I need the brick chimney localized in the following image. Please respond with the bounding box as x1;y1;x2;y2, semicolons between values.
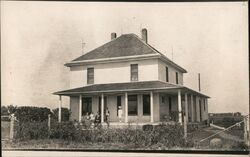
111;33;117;40
141;28;148;43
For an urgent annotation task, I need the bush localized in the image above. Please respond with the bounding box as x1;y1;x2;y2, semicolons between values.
15;121;49;140
50;121;77;140
52;108;71;122
15;106;51;122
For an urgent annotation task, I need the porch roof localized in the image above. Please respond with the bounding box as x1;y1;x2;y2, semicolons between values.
53;81;210;98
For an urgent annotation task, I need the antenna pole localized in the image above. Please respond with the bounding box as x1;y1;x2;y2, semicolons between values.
81;39;85;55
198;73;201;92
171;46;174;61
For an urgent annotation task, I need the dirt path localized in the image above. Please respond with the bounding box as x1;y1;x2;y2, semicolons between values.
204;127;244;142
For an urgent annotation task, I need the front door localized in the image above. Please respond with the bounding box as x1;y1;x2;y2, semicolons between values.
82;97;92;115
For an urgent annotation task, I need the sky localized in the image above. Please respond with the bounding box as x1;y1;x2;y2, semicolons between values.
1;1;249;114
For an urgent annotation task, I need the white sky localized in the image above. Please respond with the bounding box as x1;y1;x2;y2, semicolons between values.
1;2;249;114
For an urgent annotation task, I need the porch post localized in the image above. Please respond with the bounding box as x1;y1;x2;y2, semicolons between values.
79;95;82;122
150;91;154;123
185;93;188;123
196;96;200;122
101;93;104;123
125;92;128;123
191;94;194;122
177;90;182;125
58;95;62;123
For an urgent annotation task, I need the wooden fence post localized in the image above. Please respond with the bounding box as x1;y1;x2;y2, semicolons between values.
184;115;187;140
244;117;248;146
48;114;51;131
10;114;15;140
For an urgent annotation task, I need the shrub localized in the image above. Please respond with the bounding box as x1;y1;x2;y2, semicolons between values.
15;121;49;140
14;106;51;122
50;121;77;140
52;108;71;122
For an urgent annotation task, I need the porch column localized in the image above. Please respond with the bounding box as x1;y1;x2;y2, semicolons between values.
125;92;128;123
191;94;195;122
101;93;104;123
79;95;82;122
185;93;188;123
58;95;62;123
150;91;154;123
177;90;182;124
196;96;200;122
184;93;188;139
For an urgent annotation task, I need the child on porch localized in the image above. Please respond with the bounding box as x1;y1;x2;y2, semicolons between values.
118;106;122;122
105;108;110;128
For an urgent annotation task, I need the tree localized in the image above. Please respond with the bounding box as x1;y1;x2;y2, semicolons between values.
52;108;71;122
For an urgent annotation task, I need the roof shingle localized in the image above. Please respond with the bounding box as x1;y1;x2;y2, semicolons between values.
73;34;157;61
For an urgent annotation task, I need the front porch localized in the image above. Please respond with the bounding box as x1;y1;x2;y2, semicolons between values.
54;81;209;126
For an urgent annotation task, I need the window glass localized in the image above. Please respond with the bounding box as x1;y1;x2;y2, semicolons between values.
166;67;169;82
176;72;179;84
130;64;138;81
143;94;150;115
128;95;138;115
87;67;94;84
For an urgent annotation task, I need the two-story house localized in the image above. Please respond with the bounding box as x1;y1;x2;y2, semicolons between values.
54;28;209;126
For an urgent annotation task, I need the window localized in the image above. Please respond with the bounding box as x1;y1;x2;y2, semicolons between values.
130;64;138;81
168;97;172;112
204;99;206;111
82;97;92;115
166;67;169;82
175;72;179;84
143;94;150;115
128;95;138;115
87;67;94;84
117;96;121;116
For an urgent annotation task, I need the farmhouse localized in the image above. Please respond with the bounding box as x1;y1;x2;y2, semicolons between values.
54;29;209;126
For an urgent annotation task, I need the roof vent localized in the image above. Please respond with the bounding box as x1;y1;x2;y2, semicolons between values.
141;28;148;43
111;33;117;40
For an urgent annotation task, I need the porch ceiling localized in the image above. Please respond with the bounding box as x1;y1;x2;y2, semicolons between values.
53;81;210;98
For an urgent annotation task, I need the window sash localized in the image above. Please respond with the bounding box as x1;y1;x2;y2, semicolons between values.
130;64;138;81
143;94;150;115
87;68;94;84
166;67;169;82
128;95;138;115
176;72;179;84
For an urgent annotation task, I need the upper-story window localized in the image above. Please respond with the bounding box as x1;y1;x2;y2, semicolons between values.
176;72;179;84
166;67;169;82
130;64;138;81
87;67;94;84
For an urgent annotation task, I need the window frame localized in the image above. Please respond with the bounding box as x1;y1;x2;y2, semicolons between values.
166;66;169;82
128;95;138;116
143;94;150;116
87;67;94;84
175;72;179;84
130;64;138;81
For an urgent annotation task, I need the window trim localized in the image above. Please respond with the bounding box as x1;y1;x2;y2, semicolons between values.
130;64;138;81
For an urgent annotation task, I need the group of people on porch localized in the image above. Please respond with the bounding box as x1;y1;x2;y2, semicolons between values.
81;108;111;128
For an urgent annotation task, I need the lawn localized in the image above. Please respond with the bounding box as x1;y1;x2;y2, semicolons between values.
2;127;248;151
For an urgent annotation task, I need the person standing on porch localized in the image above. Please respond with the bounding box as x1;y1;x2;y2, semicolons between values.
105;107;110;128
118;106;122;122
